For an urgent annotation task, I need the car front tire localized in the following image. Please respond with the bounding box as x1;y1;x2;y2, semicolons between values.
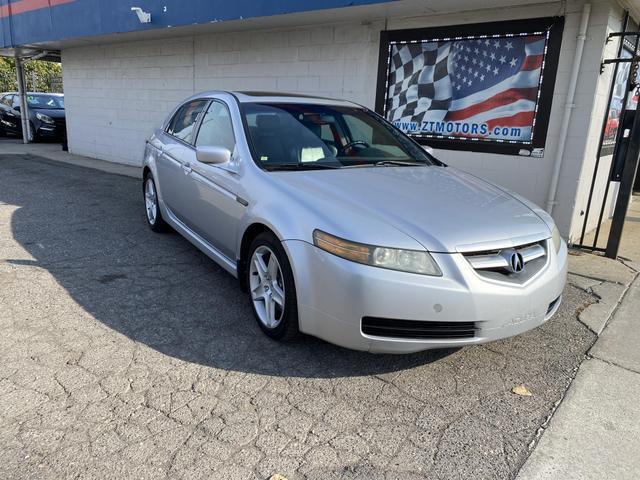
247;232;299;341
143;174;170;233
28;122;37;142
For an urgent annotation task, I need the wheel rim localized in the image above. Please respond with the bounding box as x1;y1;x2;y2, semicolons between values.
249;246;285;329
144;178;158;225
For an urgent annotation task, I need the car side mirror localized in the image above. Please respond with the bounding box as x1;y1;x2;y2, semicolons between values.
13;105;20;111
196;146;231;165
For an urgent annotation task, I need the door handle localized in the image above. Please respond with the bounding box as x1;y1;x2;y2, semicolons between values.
182;163;192;174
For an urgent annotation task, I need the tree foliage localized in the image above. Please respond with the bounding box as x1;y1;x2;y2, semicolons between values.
0;57;63;93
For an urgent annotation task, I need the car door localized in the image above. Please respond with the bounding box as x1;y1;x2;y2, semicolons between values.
0;95;20;134
190;99;245;260
0;95;10;132
154;99;208;228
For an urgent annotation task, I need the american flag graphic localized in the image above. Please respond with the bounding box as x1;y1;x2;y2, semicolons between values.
385;33;548;143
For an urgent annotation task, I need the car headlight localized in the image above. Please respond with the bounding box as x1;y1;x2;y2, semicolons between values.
35;112;55;124
551;225;563;253
313;230;442;276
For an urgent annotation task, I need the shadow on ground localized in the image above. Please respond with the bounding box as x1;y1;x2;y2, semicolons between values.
0;155;454;378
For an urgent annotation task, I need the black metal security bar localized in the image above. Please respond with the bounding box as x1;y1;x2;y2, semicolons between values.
606;106;640;257
607;31;640;42
575;12;638;256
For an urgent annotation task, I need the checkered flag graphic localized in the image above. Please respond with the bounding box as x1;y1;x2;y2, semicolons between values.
386;42;453;124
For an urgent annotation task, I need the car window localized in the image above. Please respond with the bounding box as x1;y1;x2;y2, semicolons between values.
12;96;20;108
195;101;235;151
166;99;208;144
27;94;64;109
343;113;405;158
1;94;13;107
242;103;434;169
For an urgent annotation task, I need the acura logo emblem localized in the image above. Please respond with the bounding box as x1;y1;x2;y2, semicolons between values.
510;251;525;273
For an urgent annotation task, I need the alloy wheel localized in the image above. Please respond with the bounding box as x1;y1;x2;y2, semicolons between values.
249;245;285;329
144;178;158;225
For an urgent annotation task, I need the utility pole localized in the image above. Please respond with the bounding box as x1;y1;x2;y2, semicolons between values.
14;56;32;144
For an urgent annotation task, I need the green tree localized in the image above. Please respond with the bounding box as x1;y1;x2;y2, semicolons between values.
0;57;62;93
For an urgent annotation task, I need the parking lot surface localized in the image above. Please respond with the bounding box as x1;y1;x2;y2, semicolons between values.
0;154;595;479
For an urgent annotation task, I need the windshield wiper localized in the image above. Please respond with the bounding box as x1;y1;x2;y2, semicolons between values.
373;160;427;167
265;163;342;171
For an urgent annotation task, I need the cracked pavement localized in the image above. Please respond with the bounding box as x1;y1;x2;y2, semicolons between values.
0;154;596;479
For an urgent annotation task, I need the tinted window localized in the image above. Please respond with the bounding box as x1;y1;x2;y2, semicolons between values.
1;94;13;107
27;94;64;109
167;100;208;144
195;101;235;151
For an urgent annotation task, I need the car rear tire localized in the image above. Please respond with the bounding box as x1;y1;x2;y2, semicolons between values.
143;174;170;233
247;232;299;341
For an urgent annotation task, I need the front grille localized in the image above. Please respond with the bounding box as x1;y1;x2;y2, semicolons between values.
462;240;548;283
52;118;66;133
362;317;476;339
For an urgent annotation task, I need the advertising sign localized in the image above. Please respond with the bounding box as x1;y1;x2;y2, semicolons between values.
375;17;564;156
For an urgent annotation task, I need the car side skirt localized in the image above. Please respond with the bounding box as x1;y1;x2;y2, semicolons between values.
163;205;238;278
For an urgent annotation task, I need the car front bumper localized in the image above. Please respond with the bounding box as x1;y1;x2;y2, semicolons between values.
283;239;568;354
35;120;66;140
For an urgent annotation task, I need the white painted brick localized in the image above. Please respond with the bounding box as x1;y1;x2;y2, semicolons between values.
288;29;311;46
207;51;240;65
298;45;346;61
276;76;298;91
296;76;321;92
309;26;334;45
251;31;289;49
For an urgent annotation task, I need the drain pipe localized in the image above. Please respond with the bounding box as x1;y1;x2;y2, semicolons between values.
546;3;591;214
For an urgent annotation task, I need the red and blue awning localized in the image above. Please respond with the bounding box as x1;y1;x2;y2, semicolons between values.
0;0;396;49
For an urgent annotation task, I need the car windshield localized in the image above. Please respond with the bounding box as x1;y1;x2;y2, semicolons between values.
241;102;435;170
27;94;64;109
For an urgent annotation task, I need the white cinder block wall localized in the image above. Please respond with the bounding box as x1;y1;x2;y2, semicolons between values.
61;0;621;239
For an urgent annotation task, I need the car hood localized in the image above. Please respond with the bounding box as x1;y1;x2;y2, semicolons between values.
272;166;551;253
30;108;65;119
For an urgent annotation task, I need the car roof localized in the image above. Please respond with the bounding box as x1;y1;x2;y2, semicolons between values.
195;90;358;107
29;92;64;96
2;92;63;96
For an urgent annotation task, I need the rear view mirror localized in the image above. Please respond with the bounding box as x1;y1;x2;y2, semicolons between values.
13;105;20;111
196;146;231;164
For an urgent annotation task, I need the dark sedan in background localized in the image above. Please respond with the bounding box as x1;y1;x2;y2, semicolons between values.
0;92;66;142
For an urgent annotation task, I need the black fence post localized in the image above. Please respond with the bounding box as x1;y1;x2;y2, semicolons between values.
606;106;640;258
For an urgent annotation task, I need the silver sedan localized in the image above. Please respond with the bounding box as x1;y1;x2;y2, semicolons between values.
142;91;567;353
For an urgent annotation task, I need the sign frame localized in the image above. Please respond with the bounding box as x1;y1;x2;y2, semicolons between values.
374;17;565;156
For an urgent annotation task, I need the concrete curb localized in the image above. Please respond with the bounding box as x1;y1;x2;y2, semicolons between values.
517;253;640;479
0;142;141;179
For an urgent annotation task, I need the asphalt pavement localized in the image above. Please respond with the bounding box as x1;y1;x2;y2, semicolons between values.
0;152;599;479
